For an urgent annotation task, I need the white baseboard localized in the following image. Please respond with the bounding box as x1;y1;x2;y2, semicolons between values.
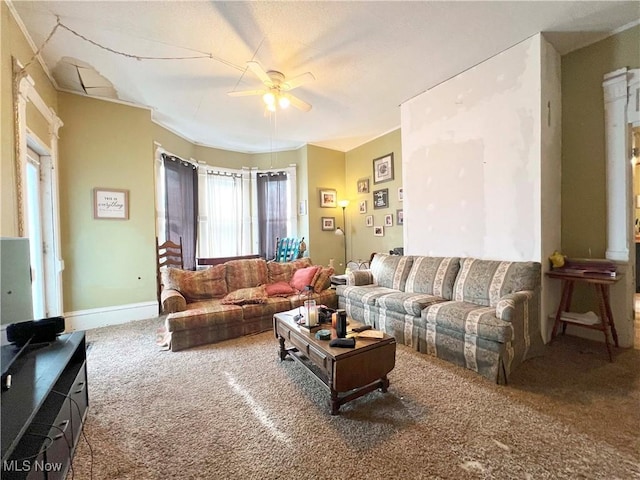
64;301;159;332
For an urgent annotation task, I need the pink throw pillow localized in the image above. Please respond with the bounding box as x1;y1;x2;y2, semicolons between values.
289;266;321;292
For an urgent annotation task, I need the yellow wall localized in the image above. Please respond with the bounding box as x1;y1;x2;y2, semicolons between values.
1;1;58;235
57;93;156;311
345;129;403;264
251;149;300;170
152;122;194;160
307;145;346;270
561;25;640;257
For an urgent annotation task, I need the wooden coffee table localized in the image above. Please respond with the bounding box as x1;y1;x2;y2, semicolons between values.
273;312;396;415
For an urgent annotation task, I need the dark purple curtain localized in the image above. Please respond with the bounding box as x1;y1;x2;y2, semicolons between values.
163;154;198;270
257;172;288;259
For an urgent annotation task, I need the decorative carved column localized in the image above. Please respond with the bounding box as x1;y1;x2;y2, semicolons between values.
14;63;33;237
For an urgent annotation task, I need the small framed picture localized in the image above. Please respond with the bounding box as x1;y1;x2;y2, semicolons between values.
374;226;384;237
365;215;373;227
93;188;129;220
357;178;370;194
319;188;337;208
359;200;367;214
373;188;389;209
321;217;335;231
373;153;394;184
398;187;403;202
397;209;404;225
384;214;393;227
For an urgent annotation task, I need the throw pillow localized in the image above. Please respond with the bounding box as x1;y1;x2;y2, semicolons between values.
161;265;227;301
221;285;268;305
267;258;313;283
313;267;335;293
267;261;296;283
290;265;321;292
265;281;296;297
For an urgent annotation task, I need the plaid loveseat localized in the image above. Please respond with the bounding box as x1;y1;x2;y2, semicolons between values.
161;257;337;351
337;254;543;384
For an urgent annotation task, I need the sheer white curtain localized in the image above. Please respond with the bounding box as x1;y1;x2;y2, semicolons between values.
198;168;251;258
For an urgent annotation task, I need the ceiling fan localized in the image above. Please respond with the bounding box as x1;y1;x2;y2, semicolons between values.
228;61;315;112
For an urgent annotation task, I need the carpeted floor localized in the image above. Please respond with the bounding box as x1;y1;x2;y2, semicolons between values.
68;317;639;479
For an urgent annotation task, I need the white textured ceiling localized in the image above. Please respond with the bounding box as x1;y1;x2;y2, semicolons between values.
10;1;640;154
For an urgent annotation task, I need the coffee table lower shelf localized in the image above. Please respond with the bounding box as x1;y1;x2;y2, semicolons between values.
282;346;390;415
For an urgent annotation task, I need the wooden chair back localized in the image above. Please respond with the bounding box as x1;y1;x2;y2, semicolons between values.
156;237;183;312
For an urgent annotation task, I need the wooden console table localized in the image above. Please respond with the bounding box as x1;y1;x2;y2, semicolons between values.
197;254;261;267
546;270;621;361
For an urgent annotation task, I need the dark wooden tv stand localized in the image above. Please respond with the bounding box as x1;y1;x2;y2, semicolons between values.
1;332;88;479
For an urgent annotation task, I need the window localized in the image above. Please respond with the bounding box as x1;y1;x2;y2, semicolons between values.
198;168;251;258
156;150;297;263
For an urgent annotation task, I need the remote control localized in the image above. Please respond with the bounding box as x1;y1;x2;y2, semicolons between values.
352;325;372;332
329;338;356;348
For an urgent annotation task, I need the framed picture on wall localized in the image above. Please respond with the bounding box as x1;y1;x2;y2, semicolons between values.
319;188;337;208
365;215;373;227
321;217;336;231
373;153;394;184
398;187;403;201
384;214;393;227
374;225;384;237
359;200;367;213
93;188;129;220
357;178;370;194
397;209;404;225
373;188;389;209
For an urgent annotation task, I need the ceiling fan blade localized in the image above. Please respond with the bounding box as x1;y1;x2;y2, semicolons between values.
282;72;315;91
227;89;265;97
288;94;312;112
246;61;273;86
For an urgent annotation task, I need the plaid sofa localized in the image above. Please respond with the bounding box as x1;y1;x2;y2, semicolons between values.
337;254;543;384
161;257;337;351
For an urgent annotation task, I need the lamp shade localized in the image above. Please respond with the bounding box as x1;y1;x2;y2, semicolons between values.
338;200;350;208
335;227;344;236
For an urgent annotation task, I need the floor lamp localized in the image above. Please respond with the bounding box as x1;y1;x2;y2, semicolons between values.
335;200;349;273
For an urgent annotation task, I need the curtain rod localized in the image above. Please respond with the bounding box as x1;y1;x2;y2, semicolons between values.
161;152;197;169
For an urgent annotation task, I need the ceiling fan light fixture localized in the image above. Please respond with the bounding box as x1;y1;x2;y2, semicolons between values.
233;61;314;113
263;91;276;105
278;95;290;109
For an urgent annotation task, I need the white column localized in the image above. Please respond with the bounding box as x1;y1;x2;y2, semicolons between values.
47;109;64;317
602;68;631;261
